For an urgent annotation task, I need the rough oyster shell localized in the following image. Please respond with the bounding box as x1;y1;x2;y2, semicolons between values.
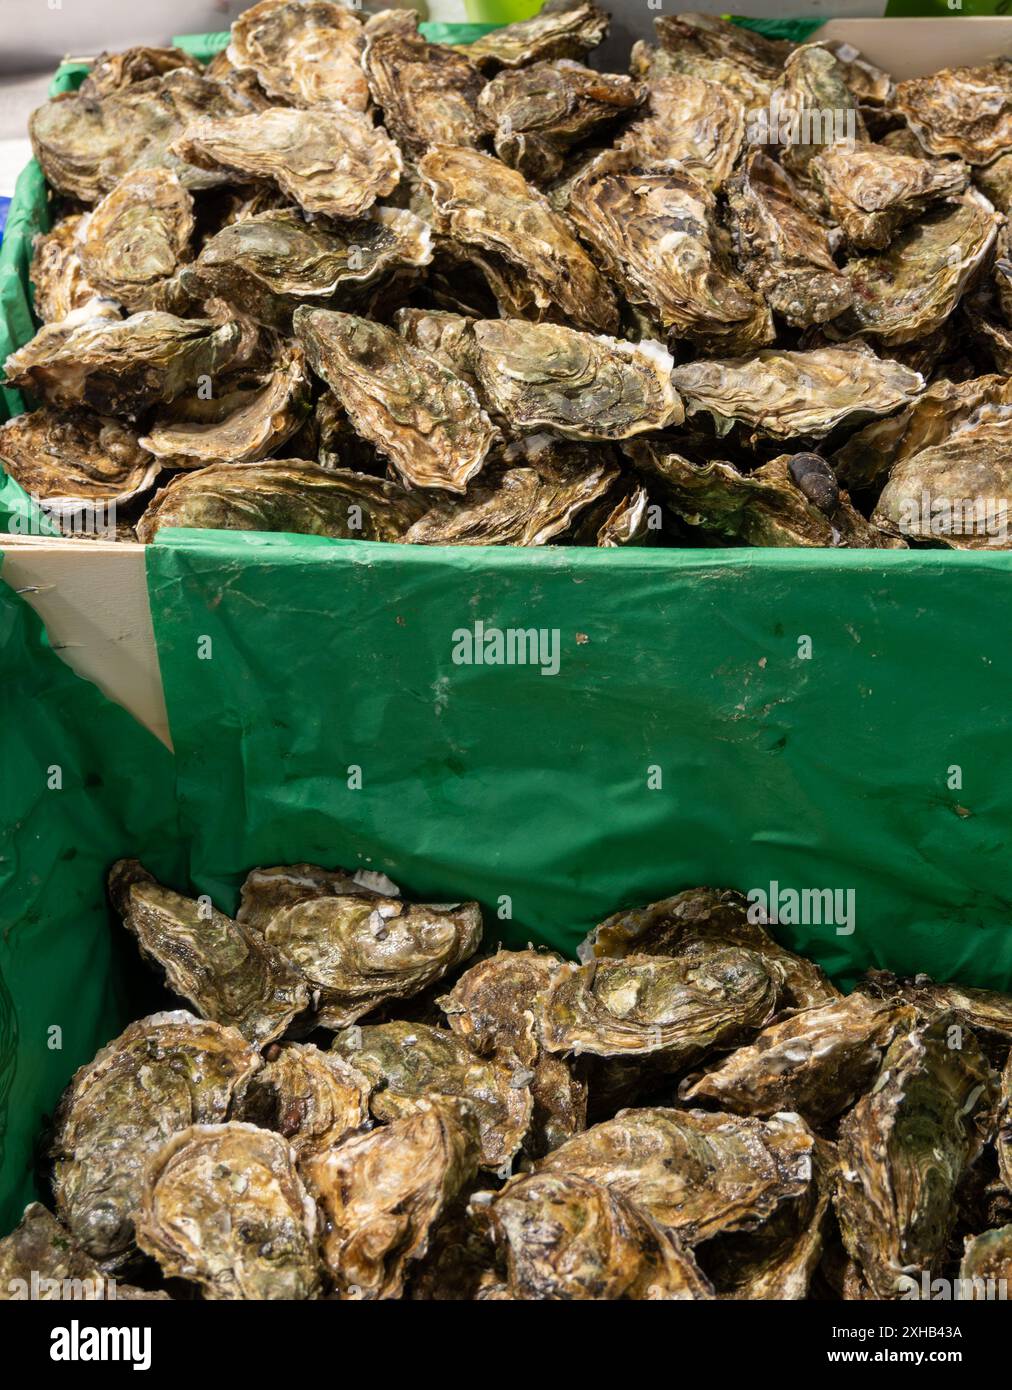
670;345;924;439
460;3;608;72
835;1014;997;1298
302;1098;480;1299
110;860;310;1046
394;308;477;385
418;144;619;334
261;894;482;1030
725;150;852;328
811;143;969;252
30;214;118;325
999;1053;1011;1194
78;168;195;313
136;1121;319;1299
959;1225;1012;1295
894;63;1012;165
0;1204;170;1301
484;1170;713;1300
615;73;743;189
567;151;773;354
49;1010;260;1260
858;969;1012;1061
0;408;159;512
137;460;424;543
238;863;399;932
975;151;1012;215
363;9;485;157
330;1021;533;1173
80;45;202;98
479;59;644;184
775;43;867;178
227;0;368;112
239;1042;371;1157
652;13;790;109
470;319;682;441
294;308;496;493
4;312;241;416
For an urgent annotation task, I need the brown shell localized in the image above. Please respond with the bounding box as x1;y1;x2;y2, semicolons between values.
227;0;368;112
238;863;399;932
894;64;1012;165
79;168;195;313
615;73;743;188
239;1042;372;1157
460;4;608;72
0;408;159;512
811;142;969;252
30;214;118;324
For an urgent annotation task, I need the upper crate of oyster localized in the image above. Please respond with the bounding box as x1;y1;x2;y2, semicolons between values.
2;3;1011;551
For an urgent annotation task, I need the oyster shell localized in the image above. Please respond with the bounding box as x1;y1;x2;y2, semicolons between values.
302;1098;480;1298
470;319;682;441
30;215;118;325
835;1014;997;1298
894;63;1012;165
418;144;619;333
294;308;496;493
363;10;485;157
240;1042;371;1157
615;73;743;189
725;150;852;328
136;1122;319;1299
227;0;368;112
403;436;620;548
0;408;159;513
179;207;432;334
330;1021;533;1173
478;60;645;183
811;143;969;252
540;949;781;1064
261;894;482;1029
136;460;424;543
238;863;399;932
0;1204;144;1300
49;1010;260;1260
78;168;195;313
567;151;773;353
80;45;202;98
959;1225;1012;1295
578;888;841;1012
975;151;1012;215
680;994;910;1123
670;345;924;440
460;3;608;72
110;859;311;1046
652;13;790;110
578;476;655;548
4;312;241;415
775;43;867;178
174;107;402;220
29;69;248;203
831;197;999;347
858;969;1012;1061
139;341;310;466
484;1171;713;1300
394;308;477;385
999;1053;1011;1194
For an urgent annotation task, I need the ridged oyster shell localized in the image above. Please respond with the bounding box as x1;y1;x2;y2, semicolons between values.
227;0;368;112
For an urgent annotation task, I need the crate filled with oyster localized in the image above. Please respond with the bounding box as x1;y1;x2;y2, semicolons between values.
2;4;1011;550
2;861;1010;1301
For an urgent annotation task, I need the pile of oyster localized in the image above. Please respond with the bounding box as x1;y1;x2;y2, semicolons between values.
2;3;1011;548
3;863;1011;1300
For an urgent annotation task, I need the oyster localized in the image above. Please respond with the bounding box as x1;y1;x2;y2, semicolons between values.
260;894;482;1029
174;108;401;220
294;308;496;493
363;10;485;157
831;197;999;347
394;308;477;385
999;1053;1012;1194
0;1204;117;1300
418;144;619;333
858;969;1012;1061
959;1225;1012;1295
579;888;840;1011
110;859;311;1046
227;0;368;112
976;151;1012;215
460;3;608;72
470;320;682;441
78;168;195;313
4;312;241;415
30;215;117;325
240;1043;371;1157
139;341;311;466
403;436;620;548
137;460;424;544
835;1014;997;1298
811;143;969;252
238;863;399;932
894;63;1012;165
439;949;588;1156
680;994;909;1123
652;13;790;109
478;60;645;183
29;69;249;203
670;345;924;440
775;43;867;177
136;1122;319;1299
615;73;743;188
484;1171;713;1300
49;1010;259;1260
80;45;202;98
725;150;852;328
540;949;781;1064
302;1098;480;1298
567;151;773;353
576;476;655;548
407;1205;497;1301
330;1021;533;1173
178;208;432;334
0;408;159;513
